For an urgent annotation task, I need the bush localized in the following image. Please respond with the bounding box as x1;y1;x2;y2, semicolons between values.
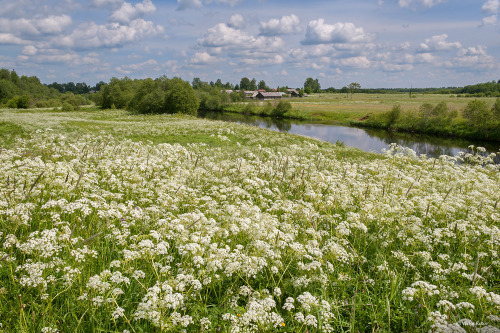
462;100;491;130
386;104;401;127
61;102;74;111
242;103;256;115
271;100;292;118
262;102;274;115
7;95;30;109
493;98;500;119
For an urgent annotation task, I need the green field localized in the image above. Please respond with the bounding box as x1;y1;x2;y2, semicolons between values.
0;108;499;332
287;93;498;123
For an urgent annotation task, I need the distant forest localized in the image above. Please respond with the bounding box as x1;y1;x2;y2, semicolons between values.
1;68;499;110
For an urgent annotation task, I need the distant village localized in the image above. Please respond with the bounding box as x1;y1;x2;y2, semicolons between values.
222;88;305;101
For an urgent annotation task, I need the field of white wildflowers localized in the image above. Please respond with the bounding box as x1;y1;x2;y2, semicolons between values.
0;109;499;332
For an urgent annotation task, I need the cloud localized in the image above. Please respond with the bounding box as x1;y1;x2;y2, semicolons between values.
214;0;241;6
116;59;158;74
417;34;461;52
0;15;72;37
36;15;73;34
198;23;253;47
337;56;371;68
228;14;245;29
18;50;79;64
197;23;286;65
91;0;124;8
481;14;498;25
190;51;218;64
302;19;372;45
482;0;499;14
259;14;301;36
0;33;27;44
453;47;496;69
177;0;203;10
57;19;164;49
177;0;240;10
22;45;38;55
457;46;488;57
110;0;156;24
398;0;447;8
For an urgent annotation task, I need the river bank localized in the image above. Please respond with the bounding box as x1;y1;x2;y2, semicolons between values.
221;93;500;143
198;110;500;158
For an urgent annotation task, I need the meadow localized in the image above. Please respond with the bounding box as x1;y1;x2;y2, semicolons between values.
0;108;499;332
287;93;499;124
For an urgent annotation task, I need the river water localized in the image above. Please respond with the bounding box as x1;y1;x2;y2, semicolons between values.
198;111;500;159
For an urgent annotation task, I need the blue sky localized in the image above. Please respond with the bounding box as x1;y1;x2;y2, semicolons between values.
1;0;499;88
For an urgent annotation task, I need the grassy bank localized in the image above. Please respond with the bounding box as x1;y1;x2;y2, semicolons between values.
223;93;500;142
0;108;499;332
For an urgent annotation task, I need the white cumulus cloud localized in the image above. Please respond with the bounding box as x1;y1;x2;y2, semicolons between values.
482;0;499;13
190;51;218;64
481;14;498;25
57;19;164;49
302;19;372;45
0;15;72;36
110;0;156;24
398;0;447;8
197;23;286;65
35;15;72;34
418;34;461;52
259;14;301;36
116;59;158;74
198;23;253;47
228;14;245;29
22;45;38;55
0;33;26;44
337;56;371;68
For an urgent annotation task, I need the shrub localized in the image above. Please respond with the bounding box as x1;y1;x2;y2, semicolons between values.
262;102;274;116
462;99;492;130
271;100;292;118
493;98;500;119
61;102;74;111
7;95;30;109
386;104;401;127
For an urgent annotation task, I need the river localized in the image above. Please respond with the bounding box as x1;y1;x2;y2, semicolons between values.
198;111;500;159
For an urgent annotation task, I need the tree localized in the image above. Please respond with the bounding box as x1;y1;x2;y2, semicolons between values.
240;77;257;91
0;79;19;103
164;78;199;116
348;82;361;99
304;77;321;93
462;99;492;135
258;80;268;91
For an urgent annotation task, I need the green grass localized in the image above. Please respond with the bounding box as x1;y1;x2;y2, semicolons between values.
0;108;499;333
222;94;500;141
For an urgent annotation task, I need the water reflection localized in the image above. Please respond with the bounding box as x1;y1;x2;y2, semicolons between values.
198;111;500;159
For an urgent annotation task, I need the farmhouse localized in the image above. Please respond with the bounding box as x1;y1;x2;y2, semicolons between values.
287;89;300;97
256;92;282;100
244;91;259;99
